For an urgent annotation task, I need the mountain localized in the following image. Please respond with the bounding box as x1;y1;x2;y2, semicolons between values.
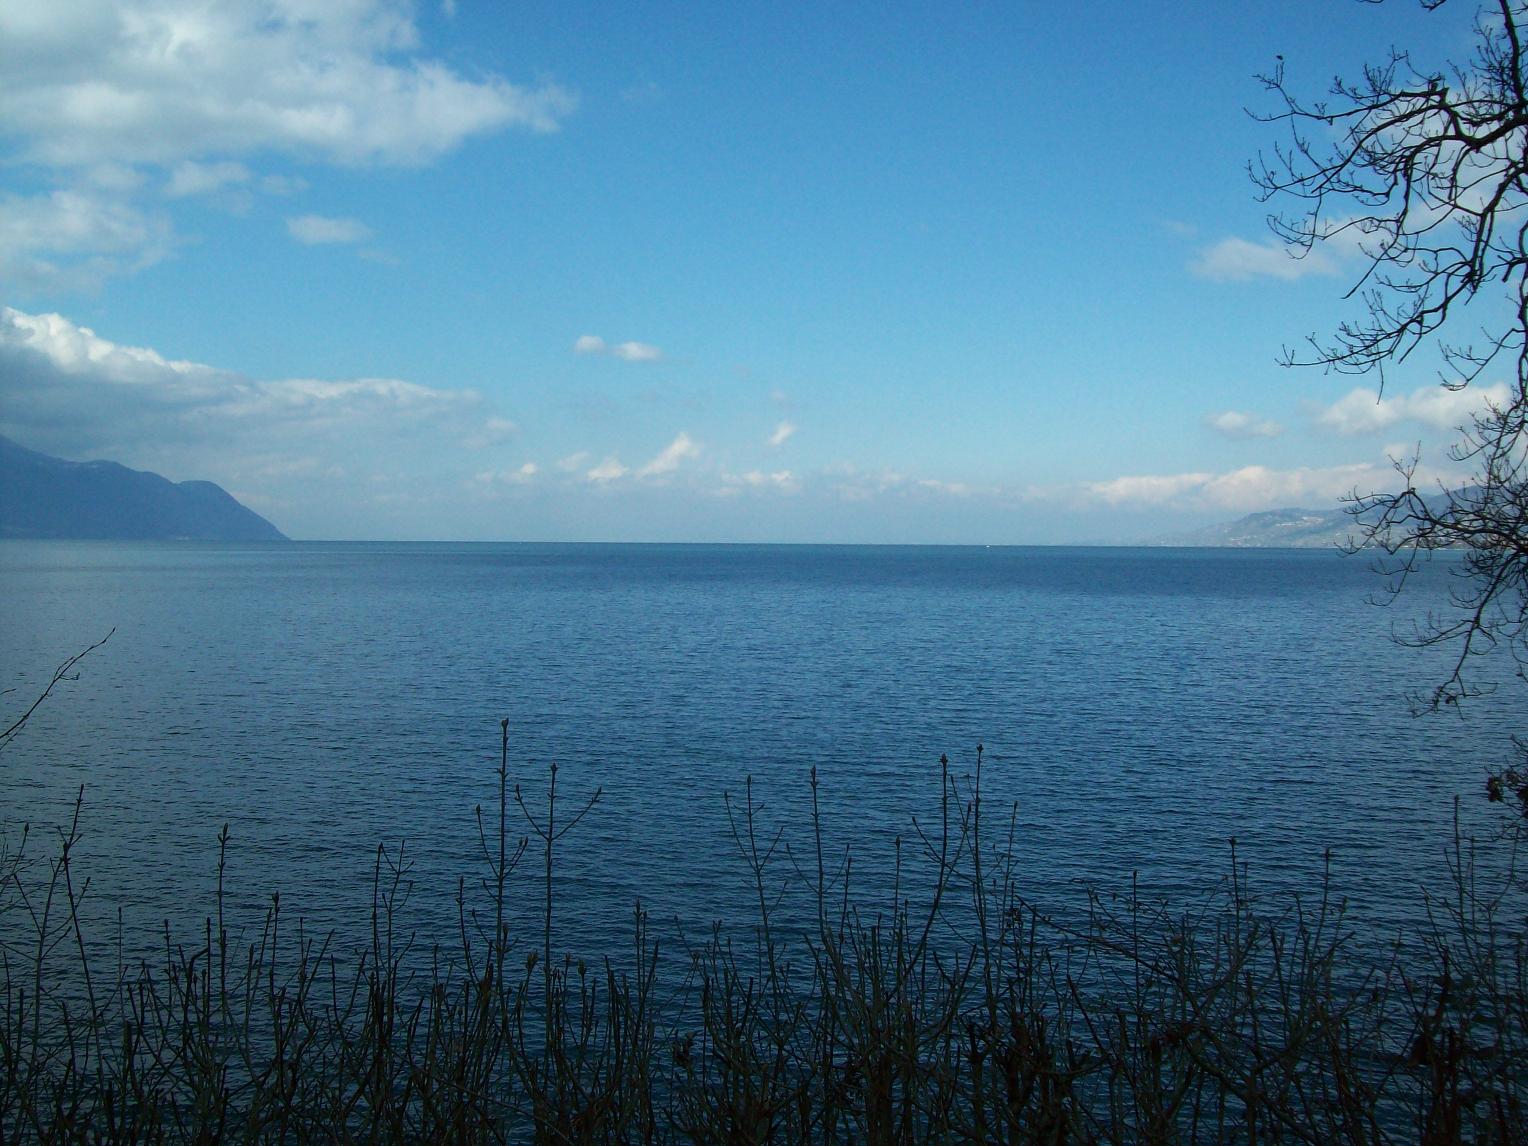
0;436;287;541
1153;506;1359;549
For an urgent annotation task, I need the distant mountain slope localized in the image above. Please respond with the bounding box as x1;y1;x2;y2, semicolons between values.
0;436;286;541
1154;506;1359;549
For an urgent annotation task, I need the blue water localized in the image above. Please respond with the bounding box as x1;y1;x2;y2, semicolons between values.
1;541;1521;963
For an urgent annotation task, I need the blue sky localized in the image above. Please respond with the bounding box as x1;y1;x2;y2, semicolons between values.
0;0;1506;542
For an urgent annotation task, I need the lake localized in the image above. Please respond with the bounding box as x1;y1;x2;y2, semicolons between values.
1;540;1521;965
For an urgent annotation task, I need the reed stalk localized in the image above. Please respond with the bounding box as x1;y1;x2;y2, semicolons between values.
1;732;1524;1143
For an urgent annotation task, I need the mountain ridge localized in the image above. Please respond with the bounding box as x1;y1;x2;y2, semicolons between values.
1151;505;1359;548
0;436;287;541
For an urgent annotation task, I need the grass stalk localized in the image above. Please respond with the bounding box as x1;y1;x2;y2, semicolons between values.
1;734;1524;1142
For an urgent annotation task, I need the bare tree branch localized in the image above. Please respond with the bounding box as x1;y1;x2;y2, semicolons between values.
0;630;114;755
1257;0;1528;808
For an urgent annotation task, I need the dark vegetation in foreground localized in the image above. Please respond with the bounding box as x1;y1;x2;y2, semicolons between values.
2;724;1526;1144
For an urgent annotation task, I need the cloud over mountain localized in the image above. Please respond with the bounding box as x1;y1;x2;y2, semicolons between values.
0;306;513;498
1086;462;1385;511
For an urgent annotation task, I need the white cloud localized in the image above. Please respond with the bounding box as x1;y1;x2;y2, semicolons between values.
587;456;628;482
612;340;662;362
636;432;700;477
0;1;575;296
259;173;307;196
0;304;508;470
469;461;537;488
567;434;701;485
286;214;373;245
1089;471;1214;506
1086;462;1385;511
767;419;797;447
1312;382;1511;436
1190;237;1339;282
721;469;799;494
826;464;912;503
574;333;663;362
165;159;250;198
1313;389;1396;436
0;189;173;292
917;478;982;497
0;1;576;170
1204;409;1283;439
85;162;146;192
464;416;518;449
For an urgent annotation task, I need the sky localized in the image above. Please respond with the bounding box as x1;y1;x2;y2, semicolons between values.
0;0;1510;543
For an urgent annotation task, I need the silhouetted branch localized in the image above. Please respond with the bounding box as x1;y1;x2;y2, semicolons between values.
0;629;114;755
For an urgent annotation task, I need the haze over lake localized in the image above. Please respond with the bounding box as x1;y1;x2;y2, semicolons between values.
3;541;1518;963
